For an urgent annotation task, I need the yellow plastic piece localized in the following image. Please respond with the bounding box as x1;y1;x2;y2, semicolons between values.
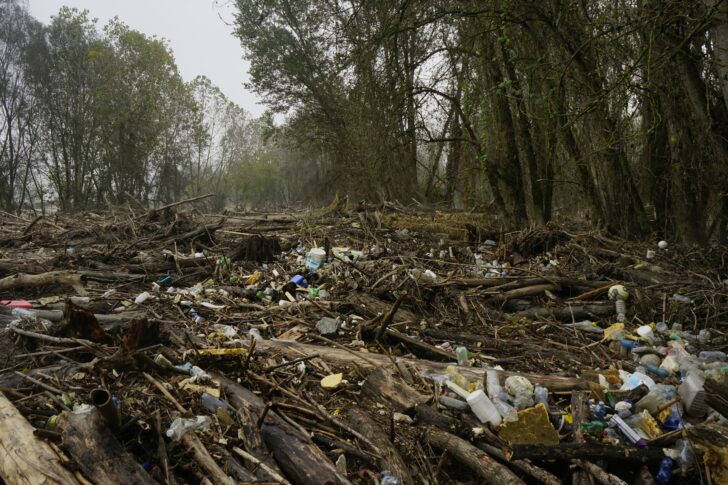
321;373;343;390
498;403;560;445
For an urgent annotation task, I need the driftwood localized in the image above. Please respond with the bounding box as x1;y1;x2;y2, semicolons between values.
256;339;591;392
215;373;350;485
571;391;591;485
687;423;728;483
705;379;728;419
573;460;628;485
510;443;663;462
0;391;84;485
0;270;86;295
346;407;414;485
513;303;614;321
425;427;525;485
487;284;560;305
58;407;157;485
361;368;429;411
181;434;235;485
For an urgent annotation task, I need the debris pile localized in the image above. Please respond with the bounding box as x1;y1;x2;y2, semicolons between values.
1;205;727;484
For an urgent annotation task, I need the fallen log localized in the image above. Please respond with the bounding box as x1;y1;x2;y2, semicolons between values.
58;407;156;485
510;442;663;462
0;270;86;295
486;284;560;305
214;373;350;485
256;339;590;392
360;368;429;411
425;427;525;485
414;404;560;485
513;303;614;321
346;408;414;485
0;391;84;485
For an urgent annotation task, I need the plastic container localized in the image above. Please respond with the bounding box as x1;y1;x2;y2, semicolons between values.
290;274;308;288
697;329;711;344
467;390;502;427
636;325;656;344
655;457;674;484
446;381;501;427
505;376;534;409
678;373;707;416
306;248;326;270
563;320;603;333
615;299;627;323
380;471;401;485
609;414;647;447
698;351;726;362
592;401;607;421
620;371;656;391
455;346;470;366
446;365;470;390
200;393;235;415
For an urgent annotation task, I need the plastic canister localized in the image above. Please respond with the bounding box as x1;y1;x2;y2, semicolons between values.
678;373;707;416
306;248;326;270
467;390;502;427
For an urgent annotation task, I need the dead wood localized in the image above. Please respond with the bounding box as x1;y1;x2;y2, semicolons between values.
425;427;525;485
58;408;157;485
0;391;84;485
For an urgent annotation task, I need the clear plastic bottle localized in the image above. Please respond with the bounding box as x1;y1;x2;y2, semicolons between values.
446;365;471;390
698;351;726;362
455;346;470;367
655;457;674;484
380;471;401;485
697;329;711;344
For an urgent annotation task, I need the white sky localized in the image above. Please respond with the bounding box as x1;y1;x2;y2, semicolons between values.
26;0;264;116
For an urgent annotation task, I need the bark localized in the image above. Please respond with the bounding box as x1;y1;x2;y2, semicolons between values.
0;391;84;485
58;408;156;485
425;427;525;485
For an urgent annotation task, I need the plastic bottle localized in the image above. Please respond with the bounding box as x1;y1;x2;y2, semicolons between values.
678;373;707;416
697;329;711;344
306;248;326;270
200;393;235;415
445;380;501;427
655;322;669;335
445;365;470;391
636;325;656;344
534;385;549;406
671;294;692;304
615;299;627;322
11;307;37;318
582;421;607;434
592;401;607;421
455;346;470;367
486;370;518;422
644;363;669;378
674;439;694;475
698;351;726;362
609;414;647;447
655;457;674;484
380;471;401;485
563;320;603;334
609;285;629;322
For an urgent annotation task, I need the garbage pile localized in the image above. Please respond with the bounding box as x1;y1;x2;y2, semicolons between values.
0;205;727;484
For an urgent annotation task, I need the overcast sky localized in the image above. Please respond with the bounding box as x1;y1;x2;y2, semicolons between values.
26;0;264;116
